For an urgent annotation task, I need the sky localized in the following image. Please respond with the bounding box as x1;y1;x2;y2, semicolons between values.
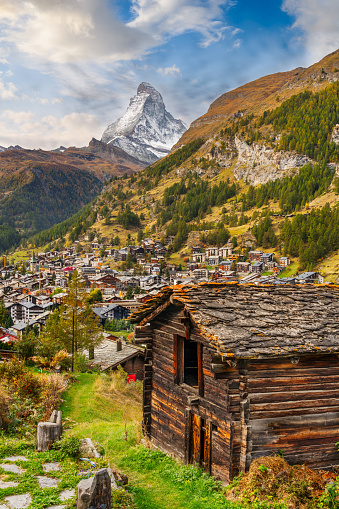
0;0;338;150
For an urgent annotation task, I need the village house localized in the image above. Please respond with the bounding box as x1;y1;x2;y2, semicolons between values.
248;251;263;262
207;255;221;266
295;272;323;284
192;252;206;264
205;247;219;259
252;261;264;274
219;245;233;259
236;262;251;273
92;303;130;326
132;283;339;484
7;300;47;324
192;268;209;280
279;256;291;267
219;260;233;271
260;253;274;266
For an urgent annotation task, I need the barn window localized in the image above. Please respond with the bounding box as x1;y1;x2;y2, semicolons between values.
184;339;198;386
174;335;204;395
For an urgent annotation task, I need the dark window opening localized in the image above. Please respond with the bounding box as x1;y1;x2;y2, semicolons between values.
184;339;198;387
174;334;203;395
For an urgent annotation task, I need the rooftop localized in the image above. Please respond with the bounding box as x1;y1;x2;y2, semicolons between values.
132;282;339;359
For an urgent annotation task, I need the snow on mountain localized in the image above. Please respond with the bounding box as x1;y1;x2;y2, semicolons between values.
101;82;187;164
0;145;24;151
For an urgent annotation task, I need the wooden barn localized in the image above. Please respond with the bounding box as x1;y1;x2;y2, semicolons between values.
131;282;339;483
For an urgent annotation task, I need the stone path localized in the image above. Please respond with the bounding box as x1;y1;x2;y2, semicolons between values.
0;456;75;509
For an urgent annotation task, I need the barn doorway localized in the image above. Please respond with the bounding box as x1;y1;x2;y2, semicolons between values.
186;411;212;473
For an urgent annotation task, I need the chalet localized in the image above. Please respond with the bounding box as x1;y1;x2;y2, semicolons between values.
89;274;125;290
133;247;145;258
8;300;45;323
92;303;130;325
192;246;202;254
260;253;274;265
101;345;145;380
219;260;232;271
236;262;251;273
132;283;339;483
140;275;167;290
155;247;167;256
279;257;290;267
252;261;264;274
192;268;209;280
248;251;263;262
295;272;323;284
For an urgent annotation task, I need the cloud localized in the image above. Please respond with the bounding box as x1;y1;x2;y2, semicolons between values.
0;1;20;20
157;65;182;77
0;0;154;64
0;110;104;150
282;0;339;62
2;110;35;123
0;79;18;100
129;0;233;47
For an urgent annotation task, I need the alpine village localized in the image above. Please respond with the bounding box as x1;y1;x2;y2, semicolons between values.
5;46;339;509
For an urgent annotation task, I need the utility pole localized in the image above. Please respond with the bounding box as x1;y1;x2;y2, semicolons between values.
72;308;75;373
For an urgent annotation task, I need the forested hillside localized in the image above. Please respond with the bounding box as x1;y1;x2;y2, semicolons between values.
0;163;102;253
7;52;339;281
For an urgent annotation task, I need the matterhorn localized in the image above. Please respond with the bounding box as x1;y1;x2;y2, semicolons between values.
101;82;187;165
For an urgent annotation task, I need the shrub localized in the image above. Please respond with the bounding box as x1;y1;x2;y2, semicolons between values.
51;435;81;458
111;487;135;508
0;385;11;430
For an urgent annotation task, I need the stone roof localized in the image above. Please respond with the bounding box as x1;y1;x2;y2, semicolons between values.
85;339;144;371
131;282;339;359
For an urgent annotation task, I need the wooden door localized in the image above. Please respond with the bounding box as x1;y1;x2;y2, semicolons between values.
185;410;212;473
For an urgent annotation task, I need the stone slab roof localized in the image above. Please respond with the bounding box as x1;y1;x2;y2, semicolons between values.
85;339;144;371
131;282;339;359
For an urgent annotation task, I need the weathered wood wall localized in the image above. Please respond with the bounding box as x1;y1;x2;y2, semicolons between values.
148;306;239;482
121;356;145;380
245;355;339;470
136;302;339;484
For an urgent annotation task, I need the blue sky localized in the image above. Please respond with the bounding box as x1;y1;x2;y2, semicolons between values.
0;0;338;150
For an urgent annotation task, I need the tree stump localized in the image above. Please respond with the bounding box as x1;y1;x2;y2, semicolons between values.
77;468;112;509
36;410;62;452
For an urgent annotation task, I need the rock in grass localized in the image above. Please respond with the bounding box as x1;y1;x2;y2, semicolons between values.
4;493;32;509
77;468;111;509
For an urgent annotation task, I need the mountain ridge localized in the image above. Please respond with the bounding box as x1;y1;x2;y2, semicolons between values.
176;49;339;148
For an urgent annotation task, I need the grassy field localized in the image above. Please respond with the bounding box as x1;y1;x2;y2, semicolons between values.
60;372;242;509
277;262;299;278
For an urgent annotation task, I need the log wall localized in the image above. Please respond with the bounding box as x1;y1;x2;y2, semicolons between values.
148;306;241;482
245;355;339;470
136;304;339;484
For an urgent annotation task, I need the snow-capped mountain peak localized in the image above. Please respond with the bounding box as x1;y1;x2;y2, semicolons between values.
101;82;187;165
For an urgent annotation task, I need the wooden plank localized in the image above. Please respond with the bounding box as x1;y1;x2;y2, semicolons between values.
204;420;212;474
247;366;339;379
185;408;192;465
191;413;201;465
249;388;339;405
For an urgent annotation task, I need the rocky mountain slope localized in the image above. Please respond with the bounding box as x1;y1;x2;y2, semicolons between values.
101;82;187;164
